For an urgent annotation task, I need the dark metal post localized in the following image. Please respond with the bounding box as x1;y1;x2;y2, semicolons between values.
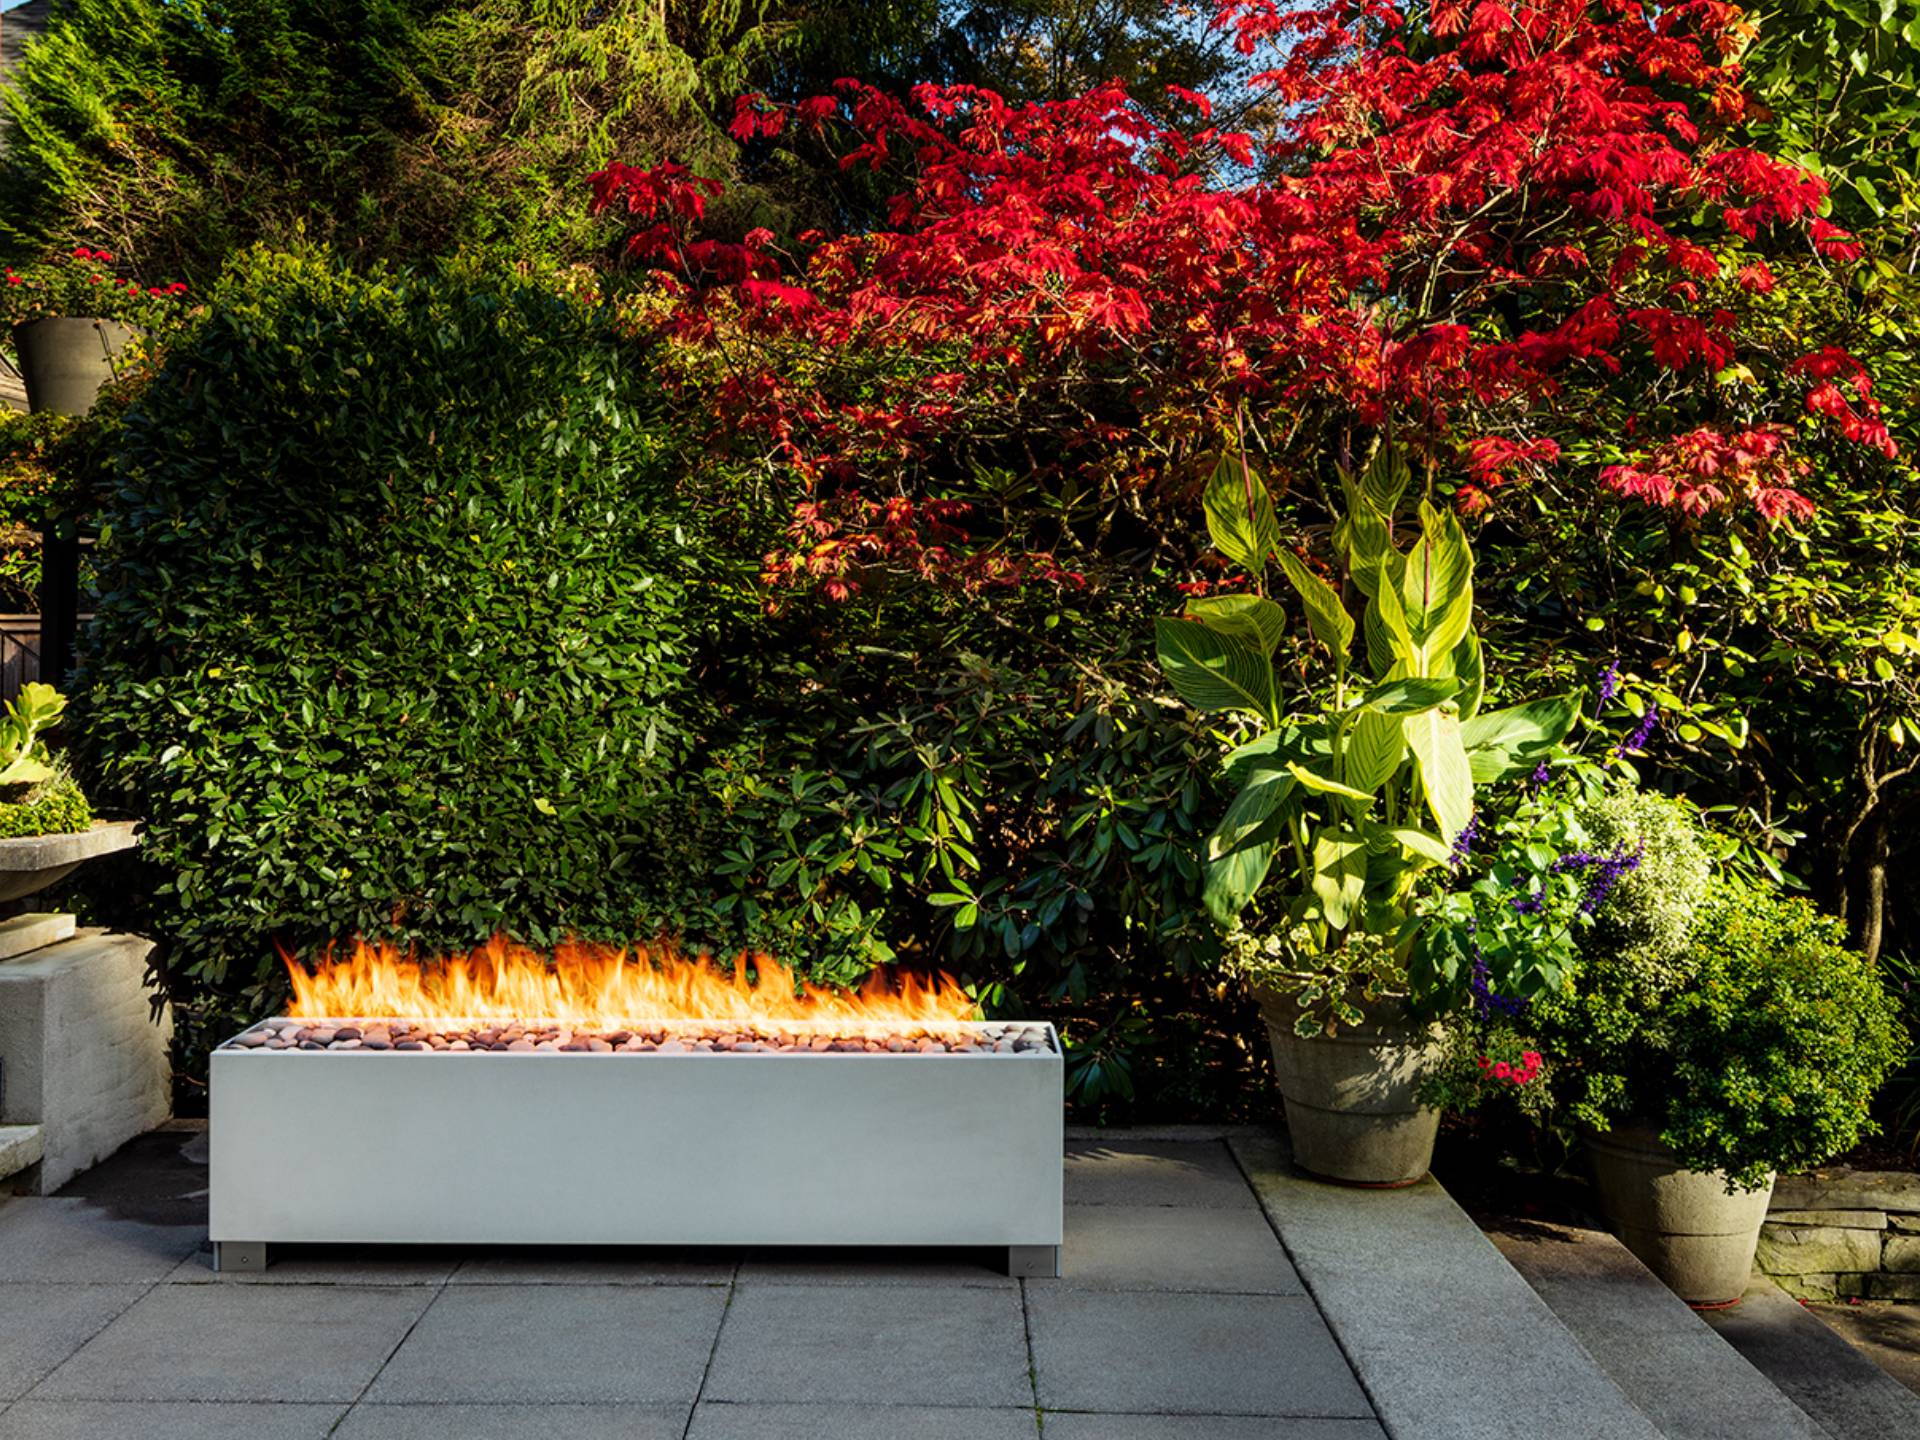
40;517;80;687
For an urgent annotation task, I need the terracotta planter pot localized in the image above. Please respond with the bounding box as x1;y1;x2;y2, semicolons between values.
1256;985;1443;1186
11;317;137;416
1586;1122;1774;1307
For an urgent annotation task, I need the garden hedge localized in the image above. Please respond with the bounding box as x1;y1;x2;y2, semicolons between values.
79;251;702;1002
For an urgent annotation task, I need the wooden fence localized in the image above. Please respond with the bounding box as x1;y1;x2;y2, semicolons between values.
0;614;40;699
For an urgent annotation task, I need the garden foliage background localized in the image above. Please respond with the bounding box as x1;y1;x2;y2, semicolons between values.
0;0;1914;1122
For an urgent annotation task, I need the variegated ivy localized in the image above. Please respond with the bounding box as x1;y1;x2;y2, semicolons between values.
1156;438;1577;1006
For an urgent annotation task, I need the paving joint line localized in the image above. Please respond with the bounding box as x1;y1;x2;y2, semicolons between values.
677;1253;741;1439
325;1264;457;1434
13;1272;162;1406
1223;1134;1390;1432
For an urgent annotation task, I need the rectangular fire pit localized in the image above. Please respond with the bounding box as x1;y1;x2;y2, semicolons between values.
209;1017;1063;1277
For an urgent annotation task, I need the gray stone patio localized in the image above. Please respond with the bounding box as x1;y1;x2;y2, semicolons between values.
0;1125;1386;1438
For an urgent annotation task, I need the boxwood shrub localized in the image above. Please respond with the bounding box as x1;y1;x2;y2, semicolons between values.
77;250;702;1004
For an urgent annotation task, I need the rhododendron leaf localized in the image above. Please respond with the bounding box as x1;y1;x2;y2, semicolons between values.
1402;706;1473;843
1459;696;1580;782
1203;448;1279;576
1155;617;1278;724
1186;593;1287;655
1275;550;1353;661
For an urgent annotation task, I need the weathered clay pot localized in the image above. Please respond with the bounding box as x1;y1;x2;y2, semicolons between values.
1256;984;1443;1187
1586;1122;1775;1307
11;317;137;416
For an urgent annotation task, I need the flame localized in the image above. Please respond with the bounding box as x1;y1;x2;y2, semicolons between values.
281;935;979;1034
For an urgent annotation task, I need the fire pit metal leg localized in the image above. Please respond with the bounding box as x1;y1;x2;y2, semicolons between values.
213;1241;268;1274
1006;1244;1059;1279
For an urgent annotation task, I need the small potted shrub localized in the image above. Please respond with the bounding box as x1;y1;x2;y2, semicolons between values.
1157;436;1574;1184
1538;873;1903;1305
0;682;136;900
3;246;188;415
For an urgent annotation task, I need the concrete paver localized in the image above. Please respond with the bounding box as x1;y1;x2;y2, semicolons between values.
335;1403;690;1438
1027;1288;1373;1417
0;1400;346;1439
27;1284;436;1403
1064;1139;1257;1209
365;1287;726;1405
1059;1202;1304;1293
0;1284;145;1401
0;1197;201;1282
705;1283;1031;1408
686;1402;1039;1438
1042;1418;1388;1439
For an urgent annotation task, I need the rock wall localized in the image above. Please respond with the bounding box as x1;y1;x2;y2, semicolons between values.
1758;1171;1920;1301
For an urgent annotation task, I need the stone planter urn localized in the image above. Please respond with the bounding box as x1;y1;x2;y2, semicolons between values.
1256;983;1443;1187
0;817;140;952
1586;1122;1775;1307
11;317;137;416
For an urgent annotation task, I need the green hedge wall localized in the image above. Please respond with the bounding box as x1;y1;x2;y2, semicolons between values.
78;251;701;1002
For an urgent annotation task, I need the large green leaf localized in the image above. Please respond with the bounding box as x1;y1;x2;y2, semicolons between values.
1339;474;1399;598
1288;760;1376;804
1203;447;1280;575
1459;695;1580;782
1376;823;1453;867
1402;706;1474;841
1204;771;1296;924
1359;676;1460;714
1154;617;1278;723
1186;592;1287;655
1222;731;1288;787
1310;826;1368;929
1368;557;1417;673
1275;550;1354;660
1402;500;1474;658
1362;444;1412;515
1342;706;1407;794
1451;630;1485;719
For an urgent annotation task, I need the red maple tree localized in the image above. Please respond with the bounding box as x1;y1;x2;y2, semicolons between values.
591;0;1891;592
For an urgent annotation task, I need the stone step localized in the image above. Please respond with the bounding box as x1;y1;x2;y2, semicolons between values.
1489;1217;1829;1440
1232;1134;1665;1440
0;1123;44;1182
1700;1276;1920;1440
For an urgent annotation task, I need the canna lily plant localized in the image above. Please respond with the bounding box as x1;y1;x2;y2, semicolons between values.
1157;436;1577;1032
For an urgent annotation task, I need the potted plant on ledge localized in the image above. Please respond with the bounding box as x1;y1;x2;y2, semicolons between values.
0;682;137;906
1536;872;1903;1305
1156;436;1575;1184
3;246;188;416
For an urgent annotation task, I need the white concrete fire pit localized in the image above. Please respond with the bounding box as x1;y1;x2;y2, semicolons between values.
209;1016;1063;1277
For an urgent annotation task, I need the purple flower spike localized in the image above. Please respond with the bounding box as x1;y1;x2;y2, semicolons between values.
1597;661;1621;708
1447;813;1479;874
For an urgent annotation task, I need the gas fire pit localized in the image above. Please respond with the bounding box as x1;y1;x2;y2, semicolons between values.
209;940;1063;1277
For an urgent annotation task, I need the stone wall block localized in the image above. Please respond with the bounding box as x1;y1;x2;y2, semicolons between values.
1755;1223;1883;1275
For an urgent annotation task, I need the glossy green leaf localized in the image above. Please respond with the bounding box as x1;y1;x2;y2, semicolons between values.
1310;826;1368;929
1359;675;1460;714
1275;549;1354;660
1186;592;1287;655
1203;447;1280;575
1287;760;1376;804
1154;617;1278;723
1459;695;1580;782
1342;706;1406;795
1402;706;1473;842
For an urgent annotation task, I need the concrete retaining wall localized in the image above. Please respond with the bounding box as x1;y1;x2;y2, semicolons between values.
0;928;171;1192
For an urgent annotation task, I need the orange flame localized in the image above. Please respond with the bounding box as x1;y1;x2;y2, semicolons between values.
282;935;979;1034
